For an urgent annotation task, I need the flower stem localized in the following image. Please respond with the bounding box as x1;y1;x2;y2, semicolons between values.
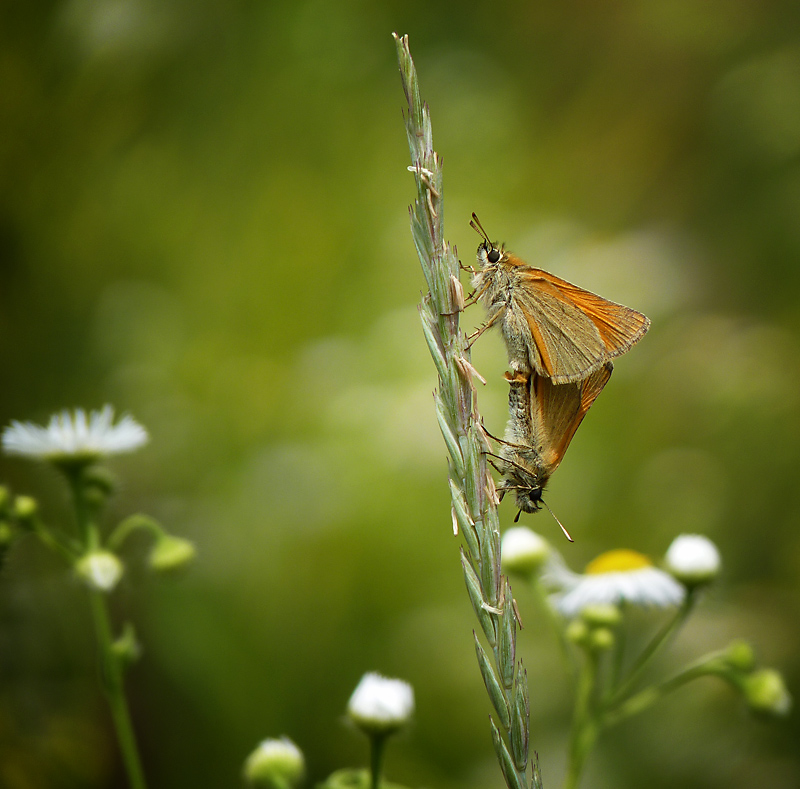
607;592;695;706
562;652;599;789
108;514;164;552
64;465;148;789
602;650;730;728
88;588;148;789
369;733;387;789
28;514;80;562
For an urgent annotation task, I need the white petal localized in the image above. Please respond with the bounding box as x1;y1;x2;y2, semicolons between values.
3;406;148;461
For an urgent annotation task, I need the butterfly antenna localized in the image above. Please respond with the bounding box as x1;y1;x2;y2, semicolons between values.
470;212;492;245
541;499;573;543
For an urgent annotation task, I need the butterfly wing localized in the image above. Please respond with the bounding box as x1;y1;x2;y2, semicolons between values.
509;258;650;383
533;270;651;358
530;362;613;475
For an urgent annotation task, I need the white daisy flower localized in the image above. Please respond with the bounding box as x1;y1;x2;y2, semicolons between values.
2;406;148;463
664;534;721;586
243;737;305;788
548;549;685;619
347;672;415;735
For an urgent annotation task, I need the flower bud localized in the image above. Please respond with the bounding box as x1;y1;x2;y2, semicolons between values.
112;622;142;669
743;669;792;717
664;534;721;587
500;527;549;577
724;640;756;672
588;627;615;652
347;673;414;736
0;521;14;547
148;535;196;573
566;619;589;646
243;737;304;788
83;466;117;496
580;603;622;628
13;495;38;522
75;551;124;592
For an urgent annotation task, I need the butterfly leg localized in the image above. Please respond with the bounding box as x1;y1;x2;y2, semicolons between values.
479;421;525;449
482;451;507;476
462;279;490;308
466;305;505;348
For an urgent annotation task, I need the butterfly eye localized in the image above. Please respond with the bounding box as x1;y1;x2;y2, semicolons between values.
487;247;500;263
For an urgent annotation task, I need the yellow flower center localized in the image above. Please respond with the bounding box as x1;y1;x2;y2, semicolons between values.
585;549;652;575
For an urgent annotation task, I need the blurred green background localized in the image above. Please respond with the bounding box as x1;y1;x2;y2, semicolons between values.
1;1;799;787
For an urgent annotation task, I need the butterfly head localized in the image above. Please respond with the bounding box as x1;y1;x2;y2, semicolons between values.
513;480;544;514
498;450;548;514
470;212;504;266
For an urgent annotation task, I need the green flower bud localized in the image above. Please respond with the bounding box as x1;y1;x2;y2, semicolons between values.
566;619;589;646
243;737;304;789
500;527;549;578
148;535;196;573
580;603;622;628
75;551;124;592
83;466;116;496
82;486;107;508
743;669;792;717
112;623;142;669
724;640;756;673
13;495;38;522
0;521;14;546
588;627;615;652
82;467;117;508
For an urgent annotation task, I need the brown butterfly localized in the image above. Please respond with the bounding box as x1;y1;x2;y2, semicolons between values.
469;214;650;384
494;363;613;540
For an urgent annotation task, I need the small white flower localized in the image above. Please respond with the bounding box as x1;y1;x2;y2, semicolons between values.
76;551;124;592
243;737;305;788
501;527;549;576
347;672;415;735
664;534;721;586
549;549;685;618
2;406;148;463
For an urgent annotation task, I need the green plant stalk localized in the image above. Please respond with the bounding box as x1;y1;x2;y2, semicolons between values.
65;466;148;789
562;652;599;789
28;514;80;562
606;592;696;706
602;650;731;728
88;588;148;789
369;733;387;789
108;513;165;552
562;645;732;788
394;32;539;789
607;617;627;694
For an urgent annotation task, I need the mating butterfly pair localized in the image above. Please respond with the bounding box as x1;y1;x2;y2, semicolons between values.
468;214;650;540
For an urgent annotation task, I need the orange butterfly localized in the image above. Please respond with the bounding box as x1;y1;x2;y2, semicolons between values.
469;214;649;384
496;364;613;540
